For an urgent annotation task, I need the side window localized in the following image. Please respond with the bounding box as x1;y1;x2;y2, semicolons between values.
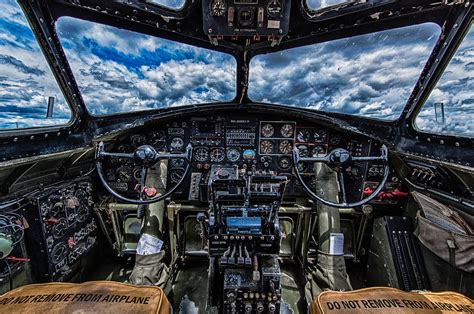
0;1;71;130
415;23;473;137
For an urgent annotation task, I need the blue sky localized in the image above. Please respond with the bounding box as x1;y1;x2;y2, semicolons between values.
0;0;472;137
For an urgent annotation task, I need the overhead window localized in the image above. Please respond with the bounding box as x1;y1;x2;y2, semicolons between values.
248;23;441;121
415;23;473;138
307;0;348;11
0;0;71;130
144;0;186;10
56;17;236;115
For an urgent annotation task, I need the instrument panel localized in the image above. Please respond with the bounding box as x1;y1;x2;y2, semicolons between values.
103;114;379;202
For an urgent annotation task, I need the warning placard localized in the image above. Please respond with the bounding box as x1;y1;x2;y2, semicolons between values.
0;281;170;314
312;287;473;314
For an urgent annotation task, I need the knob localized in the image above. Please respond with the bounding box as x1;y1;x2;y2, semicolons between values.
268;303;276;312
256;302;264;313
244;302;252;313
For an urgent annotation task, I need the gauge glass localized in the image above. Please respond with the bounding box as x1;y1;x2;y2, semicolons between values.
296;145;309;157
278;157;291;170
279;140;292;154
130;134;146;148
150;131;167;150
117;166;132;182
242;149;256;160
210;147;225;162
170;168;185;183
171;158;185;168
170;137;184;151
312;146;327;157
329;134;341;146
280;124;294;138
314;130;328;143
132;167;142;181
194;147;209;162
260;140;274;154
296;129;310;142
226;148;241;162
261;124;275;138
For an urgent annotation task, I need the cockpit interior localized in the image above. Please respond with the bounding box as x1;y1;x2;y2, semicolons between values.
0;0;472;313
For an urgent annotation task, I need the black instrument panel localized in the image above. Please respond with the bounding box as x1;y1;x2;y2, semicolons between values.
102;114;380;202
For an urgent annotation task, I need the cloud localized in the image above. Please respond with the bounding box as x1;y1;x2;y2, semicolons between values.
249;23;442;122
0;0;71;130
55;17;237;115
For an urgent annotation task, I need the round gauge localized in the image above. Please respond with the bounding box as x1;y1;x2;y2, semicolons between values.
242;149;256;160
210;147;225;163
150;131;167;150
132;166;142;181
329;134;341;146
261;124;275;138
194;147;209;162
170;137;184;151
77;206;89;223
118;144;132;153
280;124;294;138
267;0;282;17
210;0;226;16
278;157;291;170
170;168;185;183
130;134;146;148
52;218;68;239
296;144;309;157
312;146;327;157
117;166;132;182
279;140;292;154
170;158;185;168
296;129;311;143
226;148;241;162
314;130;328;143
51;243;68;264
49;202;63;217
260;140;274;154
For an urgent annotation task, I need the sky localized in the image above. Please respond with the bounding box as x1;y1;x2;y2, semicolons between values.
0;0;471;137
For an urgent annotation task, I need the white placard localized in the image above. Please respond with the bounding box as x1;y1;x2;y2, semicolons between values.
136;233;163;255
329;232;344;256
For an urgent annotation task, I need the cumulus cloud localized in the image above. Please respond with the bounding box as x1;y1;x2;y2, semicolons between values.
249;23;442;122
55;17;237;115
0;0;71;129
415;27;474;137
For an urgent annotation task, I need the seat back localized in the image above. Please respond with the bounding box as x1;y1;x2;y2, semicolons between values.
0;281;170;314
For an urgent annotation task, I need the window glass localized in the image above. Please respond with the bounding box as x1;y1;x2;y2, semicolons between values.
248;23;441;120
307;0;348;11
415;24;473;137
0;0;71;129
145;0;186;10
56;17;236;115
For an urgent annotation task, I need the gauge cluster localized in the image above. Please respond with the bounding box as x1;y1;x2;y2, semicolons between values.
102;114;376;201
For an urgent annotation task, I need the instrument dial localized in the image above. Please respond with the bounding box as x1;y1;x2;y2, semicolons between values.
117;166;132;182
130;134;146;148
226;148;241;162
194;147;209;162
170;168;185;183
260;140;274;154
312;146;327;157
279;140;292;154
170;137;184;151
280;124;294;138
261;123;275;138
314;130;328;143
296;129;310;143
170;158;185;168
296;145;309;157
278;157;291;170
150;131;167;150
329;134;341;146
210;147;225;162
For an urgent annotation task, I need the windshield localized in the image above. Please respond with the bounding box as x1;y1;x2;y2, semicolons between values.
248;23;441;120
56;17;236;115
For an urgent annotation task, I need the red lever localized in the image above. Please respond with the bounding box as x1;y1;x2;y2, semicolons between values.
46;218;59;225
6;257;31;262
143;186;157;197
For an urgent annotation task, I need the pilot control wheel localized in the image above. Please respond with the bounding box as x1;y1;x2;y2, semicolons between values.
292;144;390;208
95;142;193;205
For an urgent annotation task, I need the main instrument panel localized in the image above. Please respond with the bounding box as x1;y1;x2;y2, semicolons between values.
103;114;387;203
